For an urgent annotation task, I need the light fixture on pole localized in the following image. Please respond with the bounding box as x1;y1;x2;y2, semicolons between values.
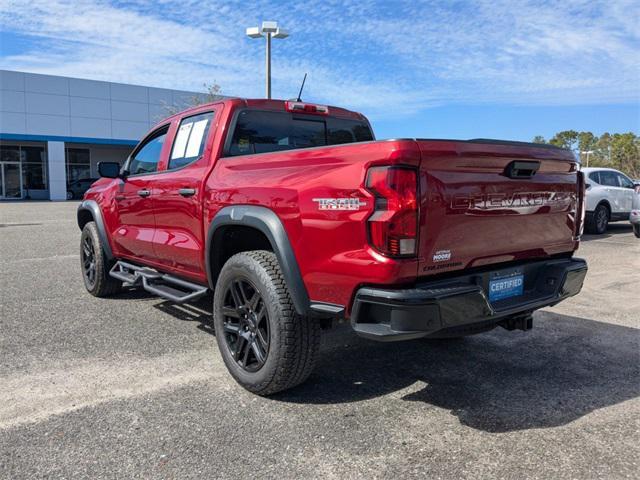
246;21;289;99
580;150;594;167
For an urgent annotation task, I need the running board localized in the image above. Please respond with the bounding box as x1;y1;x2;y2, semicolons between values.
109;261;208;304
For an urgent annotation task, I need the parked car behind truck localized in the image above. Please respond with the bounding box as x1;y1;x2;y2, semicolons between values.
630;185;640;238
77;98;588;395
582;167;636;234
67;178;98;200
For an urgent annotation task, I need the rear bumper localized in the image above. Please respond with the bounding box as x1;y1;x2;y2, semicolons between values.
351;257;587;341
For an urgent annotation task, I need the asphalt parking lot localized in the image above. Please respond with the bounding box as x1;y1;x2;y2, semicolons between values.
1;201;638;479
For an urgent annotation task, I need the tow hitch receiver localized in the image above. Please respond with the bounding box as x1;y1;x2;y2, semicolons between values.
499;314;533;331
109;261;208;304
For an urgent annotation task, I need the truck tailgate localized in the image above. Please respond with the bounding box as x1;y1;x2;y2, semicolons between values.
416;139;580;276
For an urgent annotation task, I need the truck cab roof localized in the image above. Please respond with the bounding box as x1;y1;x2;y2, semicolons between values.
154;97;367;130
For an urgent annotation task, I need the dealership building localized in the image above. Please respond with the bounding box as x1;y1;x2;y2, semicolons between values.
0;69;203;200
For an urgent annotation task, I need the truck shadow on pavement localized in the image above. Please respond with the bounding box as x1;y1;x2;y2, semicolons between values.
153;295;216;336
275;311;640;433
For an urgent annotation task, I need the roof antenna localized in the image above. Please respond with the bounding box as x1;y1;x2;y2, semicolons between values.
296;73;307;102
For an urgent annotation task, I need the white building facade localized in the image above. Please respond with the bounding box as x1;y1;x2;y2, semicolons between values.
0;70;203;200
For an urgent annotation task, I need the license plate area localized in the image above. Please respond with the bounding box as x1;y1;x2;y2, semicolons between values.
488;268;524;303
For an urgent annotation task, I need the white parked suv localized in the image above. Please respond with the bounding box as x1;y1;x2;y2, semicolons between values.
630;186;640;238
582;167;636;234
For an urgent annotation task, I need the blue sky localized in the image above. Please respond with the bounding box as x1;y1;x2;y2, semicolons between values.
1;0;638;141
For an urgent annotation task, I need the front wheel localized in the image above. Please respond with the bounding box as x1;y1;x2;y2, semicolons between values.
213;251;320;395
80;222;121;297
634;223;640;239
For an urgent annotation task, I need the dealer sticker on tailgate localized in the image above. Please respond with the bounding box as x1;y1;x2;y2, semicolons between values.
488;268;524;303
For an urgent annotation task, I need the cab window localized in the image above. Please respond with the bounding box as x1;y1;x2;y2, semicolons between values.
226;110;373;157
128;126;169;175
169;112;214;170
588;171;601;184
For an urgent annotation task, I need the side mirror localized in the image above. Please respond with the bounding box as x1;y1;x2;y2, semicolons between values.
98;162;121;179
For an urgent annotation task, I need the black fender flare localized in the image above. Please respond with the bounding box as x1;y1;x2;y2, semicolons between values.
206;205;310;315
77;200;114;260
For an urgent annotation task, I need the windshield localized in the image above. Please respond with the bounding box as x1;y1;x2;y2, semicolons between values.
226;110;374;157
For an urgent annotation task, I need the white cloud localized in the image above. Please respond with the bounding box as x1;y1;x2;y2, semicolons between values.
0;0;638;118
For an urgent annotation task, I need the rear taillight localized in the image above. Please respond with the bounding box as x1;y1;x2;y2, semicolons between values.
365;166;418;257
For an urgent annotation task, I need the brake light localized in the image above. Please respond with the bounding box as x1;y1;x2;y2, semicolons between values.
285;101;329;115
365;166;418;257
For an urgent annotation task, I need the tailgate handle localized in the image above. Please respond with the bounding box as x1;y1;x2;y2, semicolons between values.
504;160;540;179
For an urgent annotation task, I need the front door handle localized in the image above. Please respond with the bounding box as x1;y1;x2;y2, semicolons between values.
137;189;151;198
178;188;196;197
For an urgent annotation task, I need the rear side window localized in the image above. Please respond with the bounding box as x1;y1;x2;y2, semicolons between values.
169;112;214;170
588;172;601;184
599;171;618;187
226;110;373;157
328;118;374;144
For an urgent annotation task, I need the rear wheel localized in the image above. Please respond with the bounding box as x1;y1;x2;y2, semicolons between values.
634;224;640;238
586;204;609;234
213;251;320;395
80;222;121;297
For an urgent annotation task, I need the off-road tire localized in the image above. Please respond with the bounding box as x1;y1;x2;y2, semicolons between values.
80;221;121;297
585;204;609;234
213;250;321;395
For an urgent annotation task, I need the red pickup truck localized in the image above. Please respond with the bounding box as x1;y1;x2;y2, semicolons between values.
78;98;588;395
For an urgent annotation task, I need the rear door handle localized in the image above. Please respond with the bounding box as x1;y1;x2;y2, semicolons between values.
137;189;151;198
178;188;196;197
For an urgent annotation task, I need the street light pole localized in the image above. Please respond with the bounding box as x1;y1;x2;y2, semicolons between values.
246;21;289;100
265;32;271;99
581;150;594;167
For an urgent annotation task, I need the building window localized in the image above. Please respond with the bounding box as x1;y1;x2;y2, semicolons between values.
66;148;91;185
21;147;47;190
0;145;47;197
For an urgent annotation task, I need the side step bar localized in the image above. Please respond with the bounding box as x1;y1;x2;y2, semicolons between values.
109;261;208;304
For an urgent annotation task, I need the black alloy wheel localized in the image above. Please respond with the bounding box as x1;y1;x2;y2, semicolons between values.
79;221;121;297
213;250;321;395
81;234;97;288
221;278;270;372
